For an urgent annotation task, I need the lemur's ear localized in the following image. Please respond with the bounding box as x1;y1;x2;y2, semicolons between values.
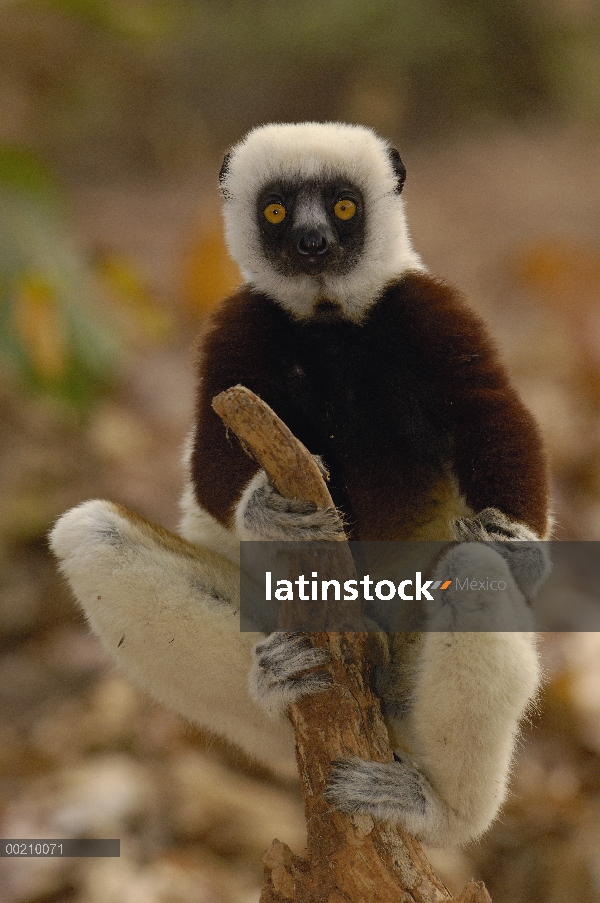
388;148;406;194
219;152;232;198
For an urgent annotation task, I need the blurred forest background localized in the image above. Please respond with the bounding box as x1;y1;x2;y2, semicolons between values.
1;0;600;901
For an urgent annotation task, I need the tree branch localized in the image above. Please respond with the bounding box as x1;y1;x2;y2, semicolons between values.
212;384;492;903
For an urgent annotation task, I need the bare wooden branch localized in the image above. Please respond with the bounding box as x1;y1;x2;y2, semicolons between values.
212;385;492;903
212;385;334;511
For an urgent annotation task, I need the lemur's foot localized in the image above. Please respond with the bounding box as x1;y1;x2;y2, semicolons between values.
453;507;551;596
325;751;446;843
249;632;332;718
428;542;537;631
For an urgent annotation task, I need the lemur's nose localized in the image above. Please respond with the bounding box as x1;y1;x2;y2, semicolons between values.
297;230;329;256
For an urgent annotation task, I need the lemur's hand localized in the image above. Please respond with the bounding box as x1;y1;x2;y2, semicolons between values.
249;632;333;718
236;467;345;542
453;507;551;597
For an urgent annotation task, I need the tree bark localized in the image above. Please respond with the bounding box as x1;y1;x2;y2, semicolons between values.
212;385;492;903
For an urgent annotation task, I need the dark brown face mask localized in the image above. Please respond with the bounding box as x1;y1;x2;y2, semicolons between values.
254;179;365;278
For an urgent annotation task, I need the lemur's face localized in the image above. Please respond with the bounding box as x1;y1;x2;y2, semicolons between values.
256;180;365;278
220;123;424;321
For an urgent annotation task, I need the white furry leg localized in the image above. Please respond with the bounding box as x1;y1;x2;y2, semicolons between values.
49;500;296;772
326;544;540;848
407;544;540;846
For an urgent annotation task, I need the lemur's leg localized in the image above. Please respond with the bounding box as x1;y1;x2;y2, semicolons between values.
326;544;540;847
49;500;296;772
233;468;346;692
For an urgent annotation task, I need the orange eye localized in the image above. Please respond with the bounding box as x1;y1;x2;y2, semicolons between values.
263;203;286;224
334;199;357;220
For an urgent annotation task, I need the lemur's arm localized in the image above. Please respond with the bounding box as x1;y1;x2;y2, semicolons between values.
190;289;344;543
397;272;550;538
190;288;269;530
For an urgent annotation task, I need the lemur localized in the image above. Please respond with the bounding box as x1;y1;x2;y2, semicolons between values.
51;122;550;848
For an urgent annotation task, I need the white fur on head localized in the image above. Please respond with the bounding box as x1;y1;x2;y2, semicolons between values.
221;122;425;321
